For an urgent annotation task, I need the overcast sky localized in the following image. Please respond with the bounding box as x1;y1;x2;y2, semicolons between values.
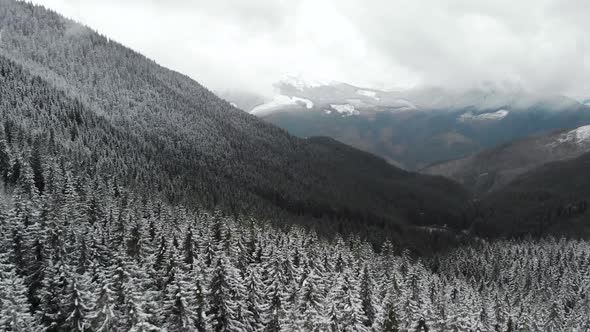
30;0;590;99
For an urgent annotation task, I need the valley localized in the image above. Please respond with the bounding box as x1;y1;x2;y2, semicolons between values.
233;79;590;170
0;1;589;331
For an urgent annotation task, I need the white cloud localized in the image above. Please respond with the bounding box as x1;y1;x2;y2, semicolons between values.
28;0;590;99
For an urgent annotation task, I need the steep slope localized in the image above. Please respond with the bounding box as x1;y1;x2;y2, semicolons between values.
473;152;590;237
241;80;590;169
423;125;590;193
0;0;469;243
2;120;589;330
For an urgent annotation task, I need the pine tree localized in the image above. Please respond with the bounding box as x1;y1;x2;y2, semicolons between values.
191;278;209;332
243;266;265;331
382;300;400;332
326;303;340;332
30;138;45;195
90;284;118;331
208;258;243;332
328;269;369;332
163;284;197;332
183;227;195;269
138;270;164;329
127;219;143;261
360;265;375;327
403;265;433;331
22;223;46;312
0;253;37;331
0;138;11;183
297;263;324;331
76;235;91;275
38;257;69;331
545;300;565;331
125;278;160;332
109;256;131;318
11;224;27;277
264;291;282;332
153;236;168;273
62;278;92;332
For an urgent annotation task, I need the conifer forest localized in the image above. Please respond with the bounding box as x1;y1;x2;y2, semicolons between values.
1;1;590;331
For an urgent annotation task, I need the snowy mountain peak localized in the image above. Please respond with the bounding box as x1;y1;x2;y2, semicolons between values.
279;74;335;91
356;89;379;100
250;95;313;116
556;125;590;146
330;104;359;116
458;109;509;122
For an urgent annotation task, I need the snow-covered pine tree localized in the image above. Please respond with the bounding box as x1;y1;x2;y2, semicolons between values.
359;264;375;328
162;283;198;332
296;262;325;330
0;252;37;331
208;258;243;332
242;265;266;331
89;283;118;331
381;299;400;332
38;256;69;331
62;277;93;332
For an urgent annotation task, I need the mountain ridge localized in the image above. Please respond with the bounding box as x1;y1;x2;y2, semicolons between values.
474;150;590;237
233;79;590;169
0;0;470;247
423;124;590;194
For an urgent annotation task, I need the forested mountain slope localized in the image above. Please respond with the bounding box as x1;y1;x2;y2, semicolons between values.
424;125;590;194
1;2;590;331
473;151;590;238
0;0;470;244
1;119;589;331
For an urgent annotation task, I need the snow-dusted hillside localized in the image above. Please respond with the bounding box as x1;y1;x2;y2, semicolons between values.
425;124;590;193
555;125;590;146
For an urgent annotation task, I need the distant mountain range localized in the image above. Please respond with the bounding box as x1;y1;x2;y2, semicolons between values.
230;79;590;169
225;79;590;238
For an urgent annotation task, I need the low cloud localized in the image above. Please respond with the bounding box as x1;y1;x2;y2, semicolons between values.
30;0;590;99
